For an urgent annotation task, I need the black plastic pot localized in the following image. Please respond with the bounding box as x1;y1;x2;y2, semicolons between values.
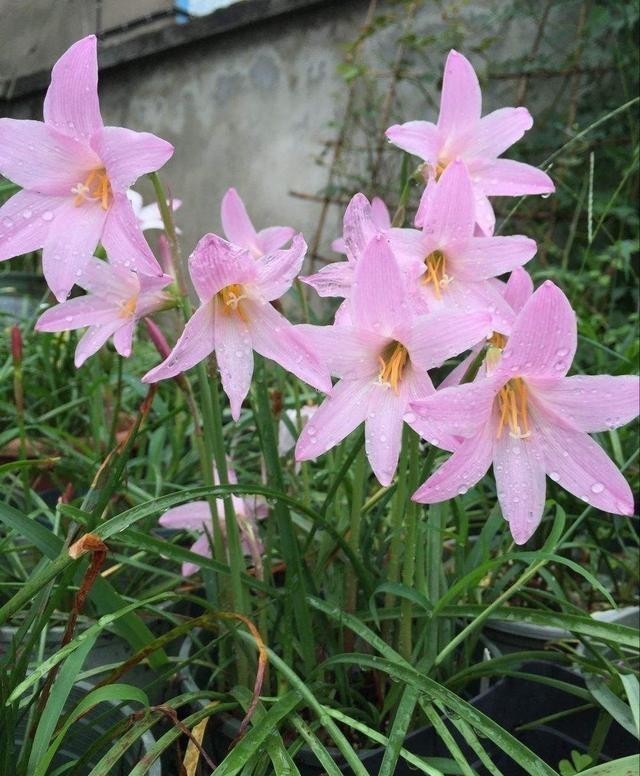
183;651;637;775
347;661;637;776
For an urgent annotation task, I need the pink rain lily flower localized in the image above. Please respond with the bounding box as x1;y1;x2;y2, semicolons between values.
386;49;554;235
302;193;422;302
0;35;173;301
159;465;268;577
35;257;172;366
394;160;537;331
221;187;295;258
411;281;639;544
295;235;492;485
331;196;391;255
127;190;182;233
142;232;331;419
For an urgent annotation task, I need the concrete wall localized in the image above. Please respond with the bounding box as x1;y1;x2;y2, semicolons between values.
1;0;581;262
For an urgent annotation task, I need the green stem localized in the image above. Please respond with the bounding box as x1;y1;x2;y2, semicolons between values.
251;355;314;673
398;428;420;660
345;446;366;624
385;428;409;646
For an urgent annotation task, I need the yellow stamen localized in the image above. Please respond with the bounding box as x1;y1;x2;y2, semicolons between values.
218;283;248;321
434;160;447;180
71;167;112;210
496;377;531;439
423;250;452;299
378;341;408;394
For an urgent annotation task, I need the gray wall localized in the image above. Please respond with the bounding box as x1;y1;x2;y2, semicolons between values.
1;0;579;262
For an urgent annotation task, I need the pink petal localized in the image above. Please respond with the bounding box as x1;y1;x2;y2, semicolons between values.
477;159;555;197
220;187;259;250
410;378;499;439
75;320;122;367
438;349;478;390
245;299;331;393
423;160;475;245
35;295;117;331
412;420;494;503
417;276;515;335
214;303;254;420
159;502;217;530
468;107;533;159
43;35;103;141
451;235;537;282
0;190;65;262
351;235;406;336
188;233;256;304
437;50;482;140
365;384;406;485
331;237;346;255
91;126;174;191
494;428;547;544
101;193;164;276
295;378;373;461
256;226;296;255
403;309;492;371
388;228;426;277
530;375;640;433
184;533;214;576
343;193;380;263
385;120;441;162
0;119;99;195
255;233;306;301
142;301;216;382
113;319;135;357
504;267;533;313
301;262;354;298
473;192;496;236
500;281;576;380
76;255;138;300
42;199;108;301
371;197;392;230
402;365;457;449
414;176;437;229
295;323;383;381
537;417;634;516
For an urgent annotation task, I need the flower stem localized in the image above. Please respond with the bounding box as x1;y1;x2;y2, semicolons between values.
398;427;420;660
344;444;366;645
251;355;315;673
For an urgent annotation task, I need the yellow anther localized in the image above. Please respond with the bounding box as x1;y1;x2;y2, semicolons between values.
378;341;408;394
72;167;112;210
496;378;530;439
218;283;248;321
489;332;507;349
423;250;452;299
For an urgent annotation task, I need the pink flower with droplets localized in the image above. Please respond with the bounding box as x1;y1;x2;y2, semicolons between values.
386;49;554;235
295;234;491;485
142;231;331;419
0;35;173;301
35;257;172;366
221;187;295;258
410;281;639;544
391;160;537;332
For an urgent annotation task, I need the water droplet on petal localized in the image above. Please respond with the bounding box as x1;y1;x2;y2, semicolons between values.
549;471;560;482
591;482;604;494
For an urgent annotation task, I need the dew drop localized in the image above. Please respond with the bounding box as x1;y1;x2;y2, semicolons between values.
42;210;54;222
22;209;32;219
591;482;604;494
457;485;468;495
549;471;560;482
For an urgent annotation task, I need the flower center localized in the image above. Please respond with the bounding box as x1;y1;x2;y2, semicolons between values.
71;167;112;210
218;283;248;320
118;296;138;319
378;341;408;394
496;377;531;439
423;250;452;299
